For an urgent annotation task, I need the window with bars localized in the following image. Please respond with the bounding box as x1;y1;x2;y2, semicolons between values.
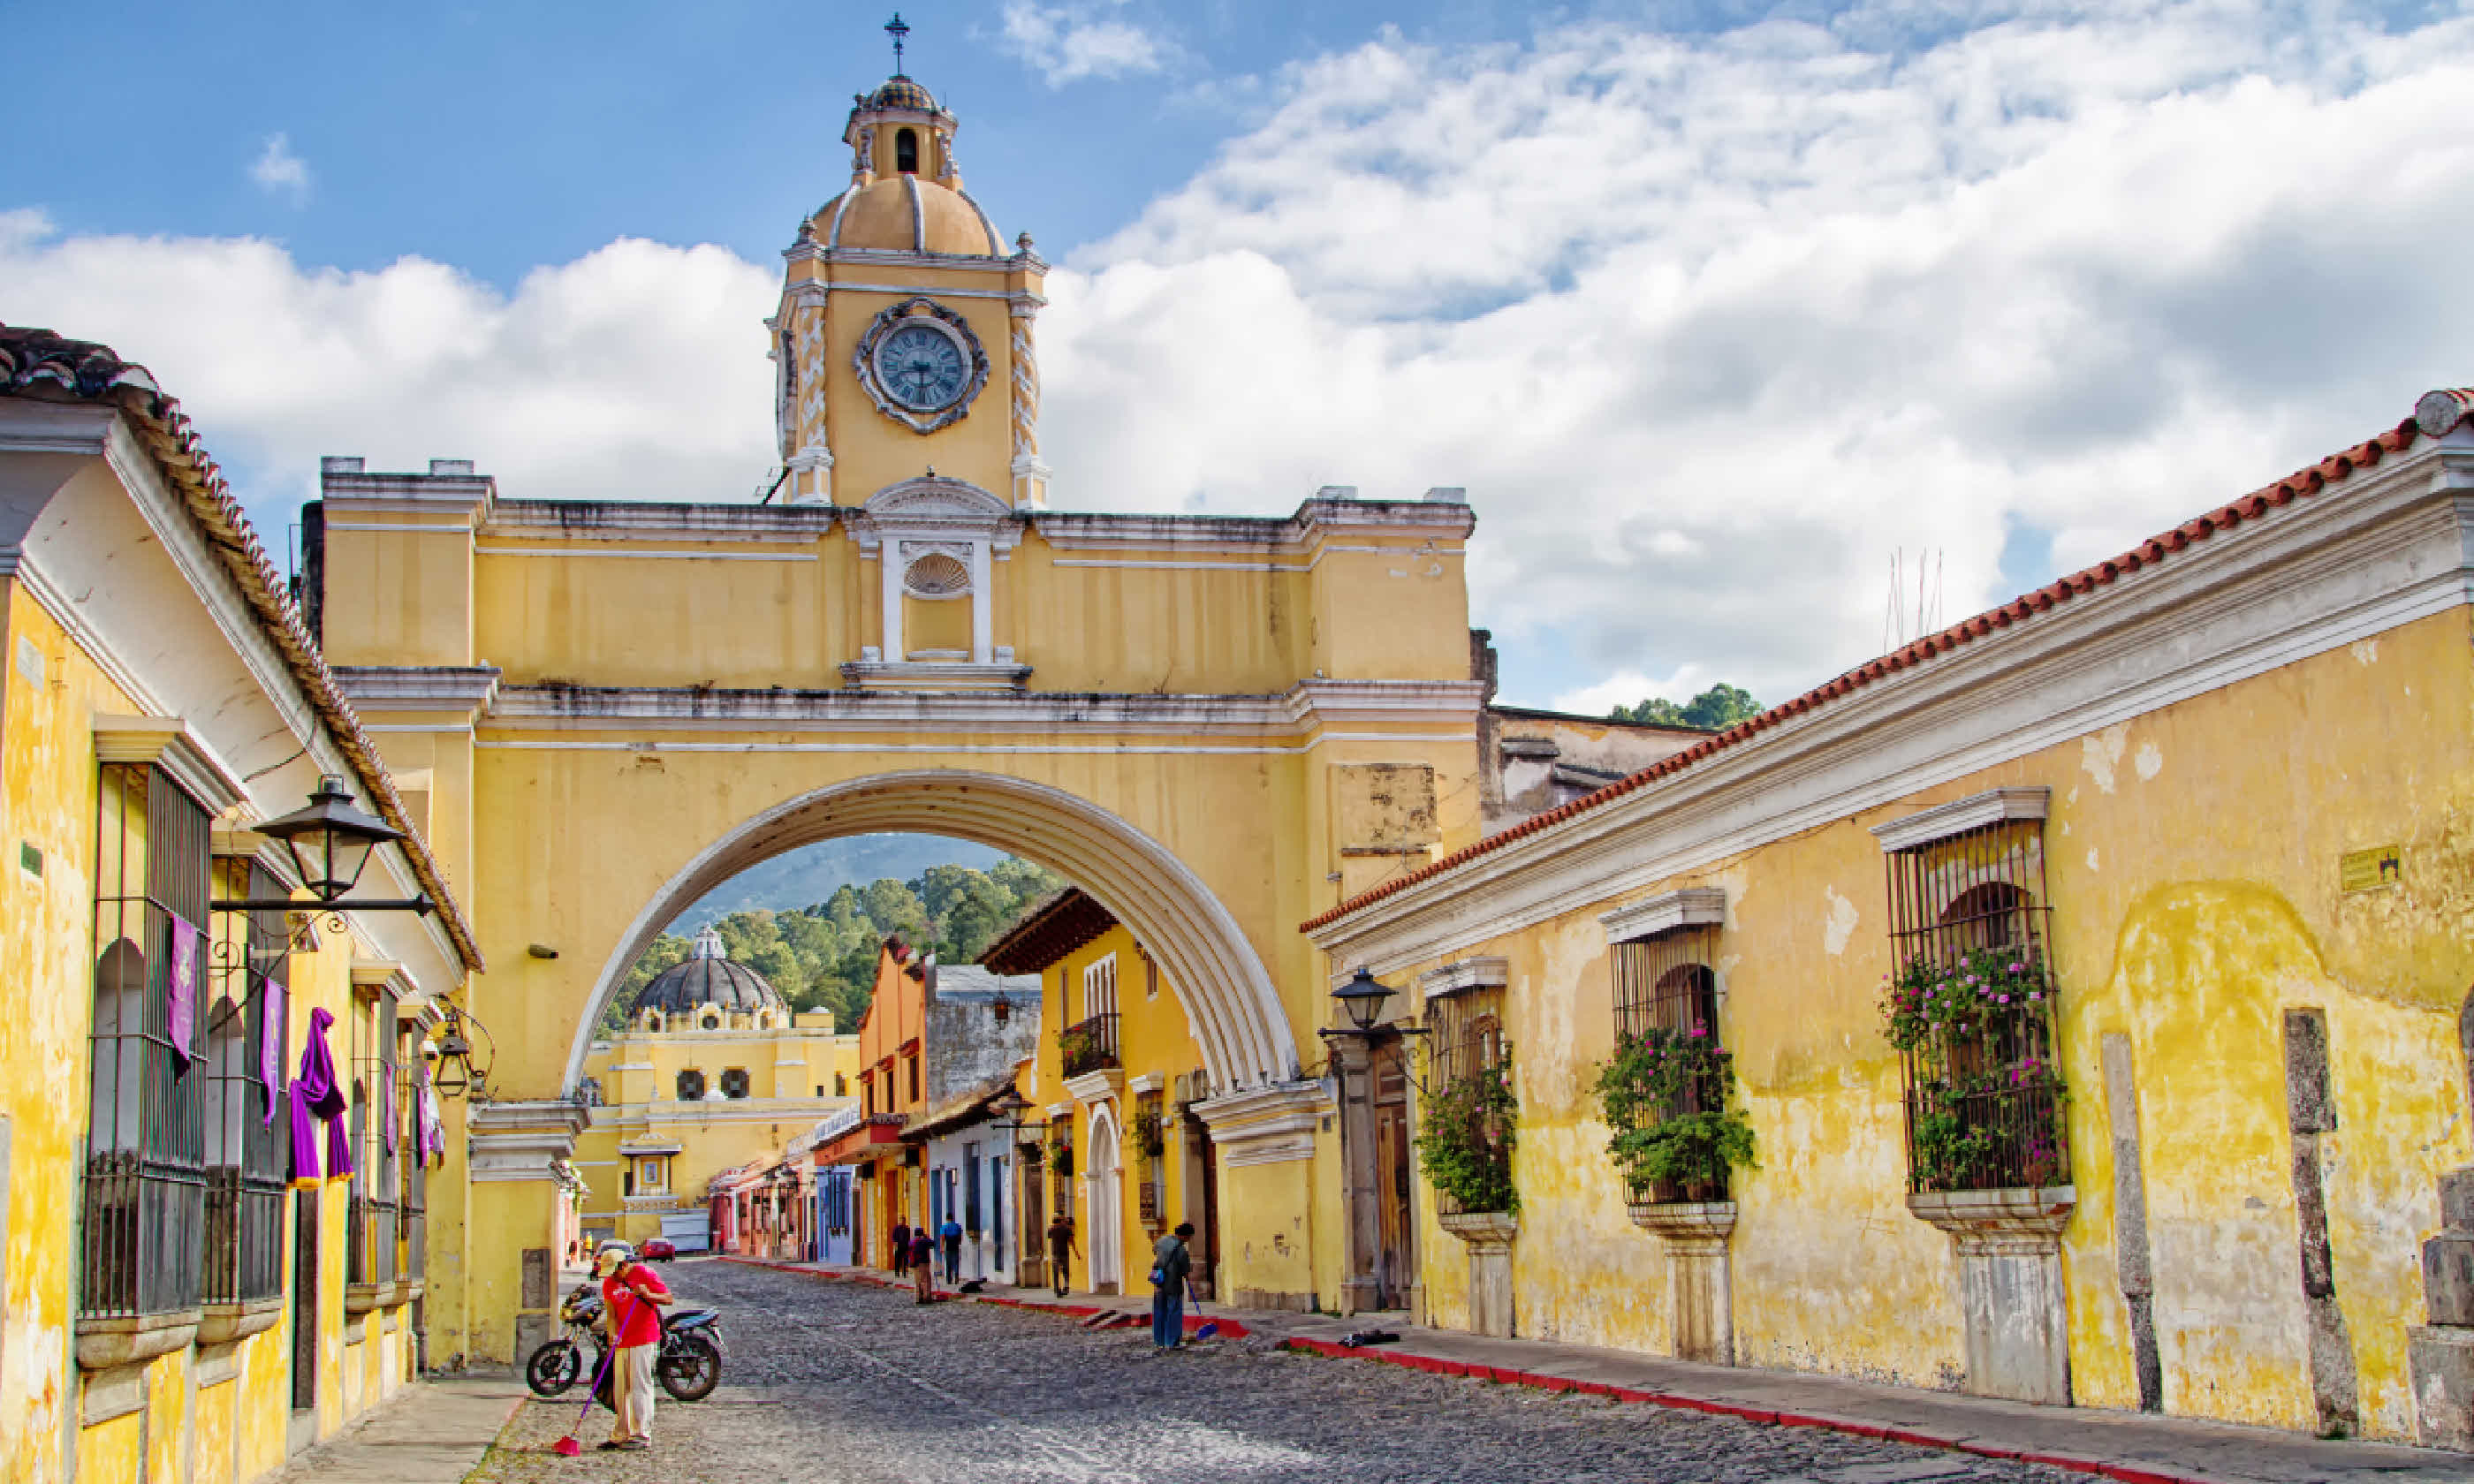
85;762;210;1325
1420;985;1514;1216
400;1041;428;1283
1425;987;1504;1094
203;858;289;1310
678;1069;706;1102
1882;815;2068;1192
721;1067;751;1100
1605;928;1734;1203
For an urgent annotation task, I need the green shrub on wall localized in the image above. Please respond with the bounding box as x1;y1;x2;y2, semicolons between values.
1590;1025;1756;1201
1414;1056;1520;1215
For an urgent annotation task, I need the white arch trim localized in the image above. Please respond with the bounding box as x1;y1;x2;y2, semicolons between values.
561;769;1297;1098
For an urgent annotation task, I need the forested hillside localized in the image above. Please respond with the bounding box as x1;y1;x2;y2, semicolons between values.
599;856;1065;1036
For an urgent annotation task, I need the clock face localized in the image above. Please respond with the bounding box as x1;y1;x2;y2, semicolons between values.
873;322;969;413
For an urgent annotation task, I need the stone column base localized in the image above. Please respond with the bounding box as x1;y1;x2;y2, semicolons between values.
1908;1185;2076;1405
2412;1327;2474;1448
1629;1200;1737;1365
1438;1211;1519;1338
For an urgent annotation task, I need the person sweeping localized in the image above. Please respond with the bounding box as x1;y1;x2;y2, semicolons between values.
596;1240;672;1451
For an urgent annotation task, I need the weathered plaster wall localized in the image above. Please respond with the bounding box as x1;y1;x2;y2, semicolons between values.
1377;604;2474;1439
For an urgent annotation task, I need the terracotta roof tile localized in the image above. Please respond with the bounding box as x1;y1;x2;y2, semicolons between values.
0;323;484;973
1302;391;2471;935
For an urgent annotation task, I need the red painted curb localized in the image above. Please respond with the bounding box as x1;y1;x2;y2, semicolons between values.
1279;1339;2228;1484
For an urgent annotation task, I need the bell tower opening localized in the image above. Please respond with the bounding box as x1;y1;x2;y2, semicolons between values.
896;128;919;174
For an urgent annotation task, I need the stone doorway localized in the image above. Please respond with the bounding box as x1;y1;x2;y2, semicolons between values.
1373;1039;1416;1308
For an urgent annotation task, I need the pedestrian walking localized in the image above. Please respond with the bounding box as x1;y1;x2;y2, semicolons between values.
889;1218;911;1276
1149;1223;1195;1350
595;1240;673;1451
910;1228;937;1303
1045;1212;1078;1298
939;1215;964;1283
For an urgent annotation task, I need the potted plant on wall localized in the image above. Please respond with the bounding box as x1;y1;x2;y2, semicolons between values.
1044;1129;1074;1179
1415;1054;1520;1217
1591;1022;1756;1208
1881;948;2068;1194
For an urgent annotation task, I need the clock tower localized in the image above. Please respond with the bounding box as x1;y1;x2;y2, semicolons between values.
770;65;1051;511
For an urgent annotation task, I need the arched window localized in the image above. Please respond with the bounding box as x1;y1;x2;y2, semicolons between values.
644;1013;662;1034
721;1068;751;1100
677;1069;706;1102
895;127;919;174
834;1071;847;1097
702;1013;719;1031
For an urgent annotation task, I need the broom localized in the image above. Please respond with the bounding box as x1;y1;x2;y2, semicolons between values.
1188;1277;1218;1343
552;1291;634;1457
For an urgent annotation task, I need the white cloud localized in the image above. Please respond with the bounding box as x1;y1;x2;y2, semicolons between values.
998;1;1175;86
249;133;311;202
1033;2;2474;705
9;0;2474;713
0;217;777;534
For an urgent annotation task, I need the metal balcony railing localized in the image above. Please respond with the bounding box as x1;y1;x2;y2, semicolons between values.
1059;1013;1120;1079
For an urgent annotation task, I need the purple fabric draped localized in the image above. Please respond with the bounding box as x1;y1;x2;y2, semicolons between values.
382;1063;397;1153
289;1005;349;1187
166;913;201;1066
258;974;286;1126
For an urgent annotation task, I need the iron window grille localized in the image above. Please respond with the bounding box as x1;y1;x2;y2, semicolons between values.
84;761;209;1323
677;1069;706;1102
1423;987;1509;1217
1883;818;2069;1192
1608;928;1727;1203
1059;1011;1120;1079
719;1067;750;1100
401;1054;428;1283
203;858;289;1308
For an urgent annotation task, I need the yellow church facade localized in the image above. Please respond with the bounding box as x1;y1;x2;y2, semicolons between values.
570;928;860;1253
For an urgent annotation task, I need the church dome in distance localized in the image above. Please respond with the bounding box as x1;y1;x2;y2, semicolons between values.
634;928;786;1017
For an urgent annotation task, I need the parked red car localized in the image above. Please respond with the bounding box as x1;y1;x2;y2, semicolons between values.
641;1238;678;1262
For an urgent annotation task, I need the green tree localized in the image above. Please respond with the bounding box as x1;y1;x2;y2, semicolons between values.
1610;683;1762;731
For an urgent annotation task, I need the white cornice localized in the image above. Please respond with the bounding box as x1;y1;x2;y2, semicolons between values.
1415;956;1509;999
1870;787;2051;853
94;715;251;815
1599;888;1726;946
1310;445;2474;970
330;665;502;716
1032;500;1474;555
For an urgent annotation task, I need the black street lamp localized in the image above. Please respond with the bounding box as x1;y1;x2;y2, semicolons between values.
1332;965;1396;1034
427;1003;495;1102
990;989;1013;1026
213;775;434;918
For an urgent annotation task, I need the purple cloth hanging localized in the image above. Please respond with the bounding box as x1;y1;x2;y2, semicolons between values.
258;974;286;1126
166;913;201;1066
382;1062;397;1153
289;1005;349;1188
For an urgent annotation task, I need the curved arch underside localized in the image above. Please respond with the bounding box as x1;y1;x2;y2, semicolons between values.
561;769;1297;1100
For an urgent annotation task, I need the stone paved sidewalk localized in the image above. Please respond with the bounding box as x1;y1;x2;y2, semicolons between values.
720;1255;2472;1484
262;1377;527;1482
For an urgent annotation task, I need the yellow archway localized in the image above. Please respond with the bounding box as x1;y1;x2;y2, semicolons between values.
558;769;1300;1098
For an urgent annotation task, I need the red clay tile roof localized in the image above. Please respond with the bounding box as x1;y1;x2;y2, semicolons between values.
1302;388;2474;935
0;322;485;974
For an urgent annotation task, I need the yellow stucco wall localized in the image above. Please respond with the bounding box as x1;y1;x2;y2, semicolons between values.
1369;605;2474;1440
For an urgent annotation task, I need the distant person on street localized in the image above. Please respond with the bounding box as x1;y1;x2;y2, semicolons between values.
889;1219;911;1277
596;1240;674;1451
910;1229;937;1303
1150;1223;1195;1351
939;1215;964;1283
1046;1212;1078;1298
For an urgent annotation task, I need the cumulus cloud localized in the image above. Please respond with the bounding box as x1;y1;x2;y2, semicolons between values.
249;133;311;202
8;0;2474;710
998;0;1176;86
1034;2;2474;703
0;213;777;535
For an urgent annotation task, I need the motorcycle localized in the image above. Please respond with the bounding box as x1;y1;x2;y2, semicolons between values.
525;1283;725;1403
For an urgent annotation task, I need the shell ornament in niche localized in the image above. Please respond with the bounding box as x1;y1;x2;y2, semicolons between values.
903;550;972;597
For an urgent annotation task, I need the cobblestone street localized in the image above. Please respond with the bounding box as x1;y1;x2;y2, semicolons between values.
470;1261;2089;1484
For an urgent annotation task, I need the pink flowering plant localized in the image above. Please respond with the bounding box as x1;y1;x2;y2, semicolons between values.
1884;948;2069;1192
1591;1023;1756;1200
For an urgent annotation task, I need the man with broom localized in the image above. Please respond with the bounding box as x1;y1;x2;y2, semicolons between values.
596;1240;673;1451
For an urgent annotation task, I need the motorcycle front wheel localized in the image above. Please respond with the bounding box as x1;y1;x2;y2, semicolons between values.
657;1334;722;1402
525;1338;582;1397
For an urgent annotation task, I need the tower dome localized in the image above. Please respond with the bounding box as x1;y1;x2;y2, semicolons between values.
633;927;786;1021
801;72;1005;258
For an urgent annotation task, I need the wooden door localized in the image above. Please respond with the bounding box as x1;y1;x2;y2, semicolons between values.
1372;1040;1415;1308
1196;1131;1220;1300
1018;1156;1045;1288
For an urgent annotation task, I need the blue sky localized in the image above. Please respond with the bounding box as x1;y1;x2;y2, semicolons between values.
8;0;2472;711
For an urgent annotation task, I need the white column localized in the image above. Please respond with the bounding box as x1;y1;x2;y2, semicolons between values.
881;541;906;662
969;541;994;663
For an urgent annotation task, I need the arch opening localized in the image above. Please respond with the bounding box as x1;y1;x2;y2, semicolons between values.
561;769;1297;1101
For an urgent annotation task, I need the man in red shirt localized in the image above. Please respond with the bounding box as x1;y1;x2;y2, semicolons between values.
596;1241;673;1450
